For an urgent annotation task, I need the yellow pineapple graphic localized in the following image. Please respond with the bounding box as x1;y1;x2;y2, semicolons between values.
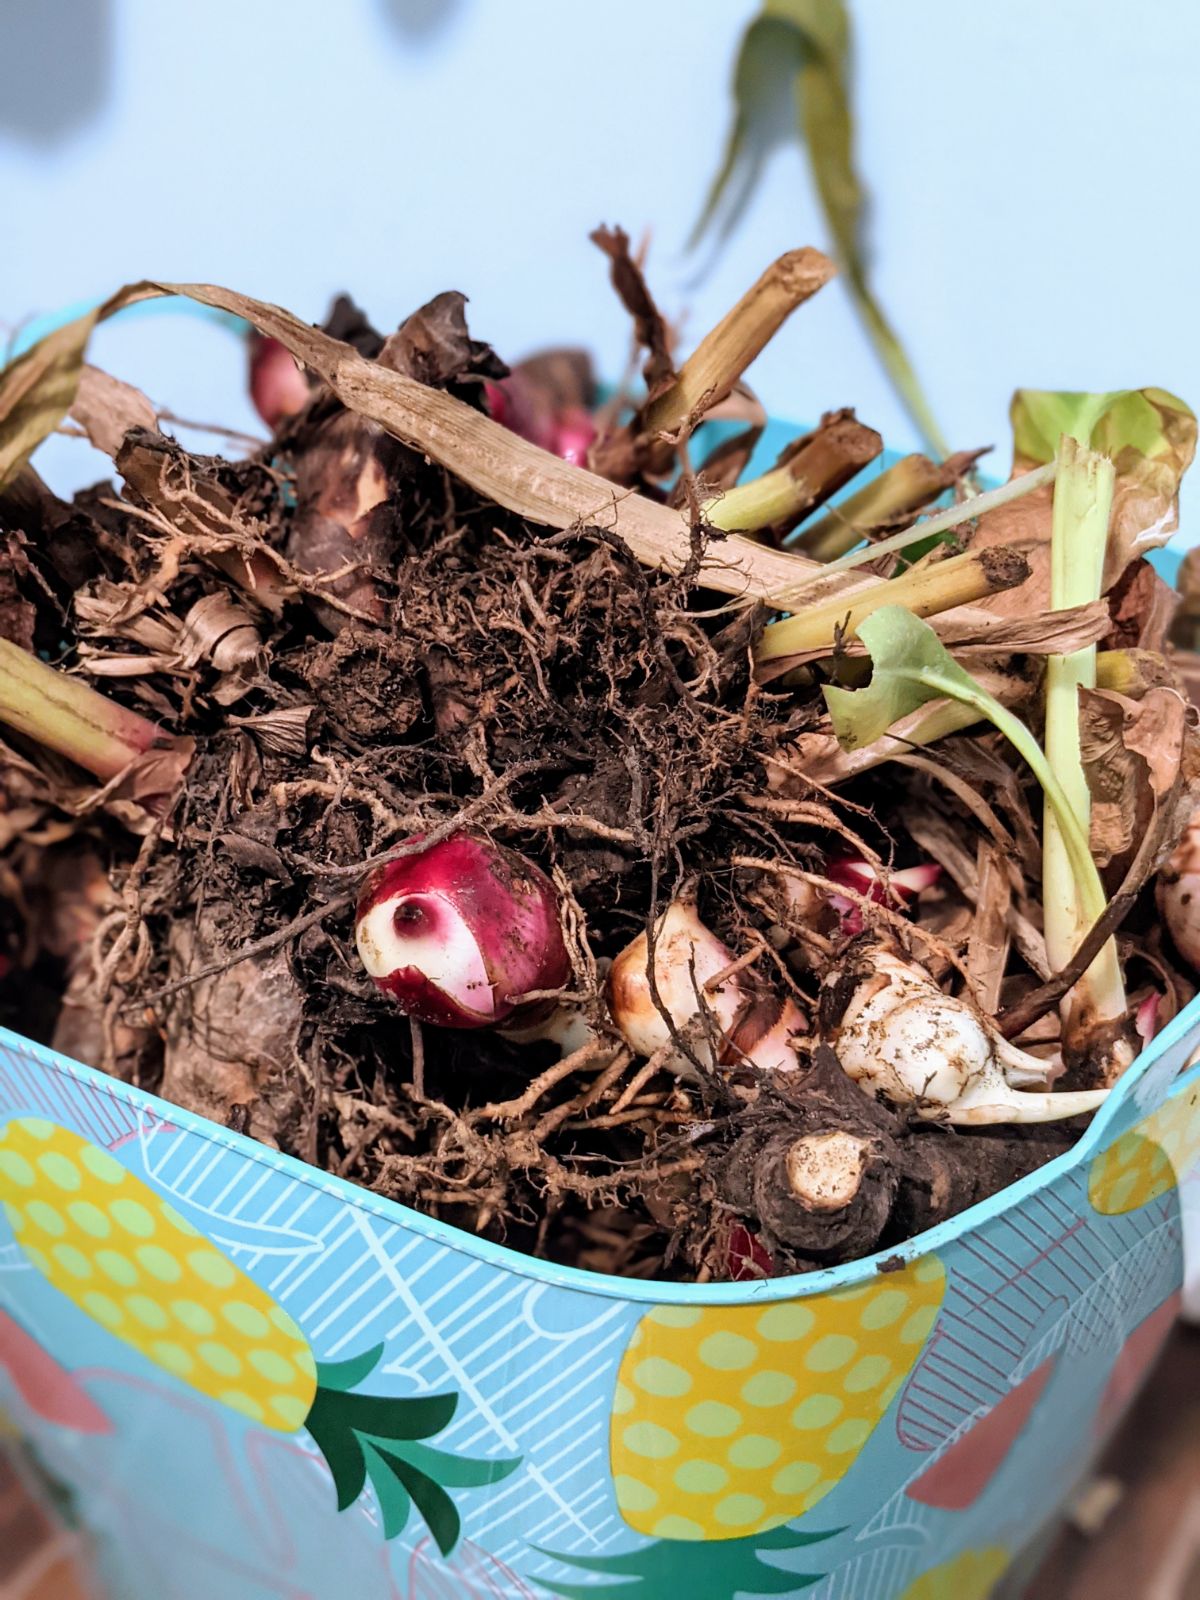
1089;1081;1200;1214
0;1117;518;1553
608;1253;945;1540
900;1546;1010;1599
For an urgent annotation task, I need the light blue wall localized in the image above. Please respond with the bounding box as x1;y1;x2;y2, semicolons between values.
4;0;1199;540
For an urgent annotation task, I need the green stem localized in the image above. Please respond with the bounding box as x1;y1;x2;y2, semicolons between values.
918;667;1109;933
704;461;817;534
1042;436;1124;1024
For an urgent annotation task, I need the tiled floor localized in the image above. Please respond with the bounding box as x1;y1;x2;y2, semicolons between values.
5;1329;1200;1598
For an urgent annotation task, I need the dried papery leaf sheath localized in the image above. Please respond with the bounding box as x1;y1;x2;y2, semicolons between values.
607;900;803;1075
0;638;164;781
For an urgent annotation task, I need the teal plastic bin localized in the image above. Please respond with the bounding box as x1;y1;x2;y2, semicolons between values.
1;297;1197;1600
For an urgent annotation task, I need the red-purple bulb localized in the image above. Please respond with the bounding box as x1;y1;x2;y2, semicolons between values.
484;379;596;465
248;334;311;430
355;834;570;1028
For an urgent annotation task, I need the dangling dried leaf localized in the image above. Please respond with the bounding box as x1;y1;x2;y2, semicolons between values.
5;277;846;602
692;0;947;455
0;282;171;486
589;225;674;391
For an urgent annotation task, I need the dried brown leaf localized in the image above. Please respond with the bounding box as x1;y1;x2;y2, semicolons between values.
378;290;507;388
227;706;314;758
177;592;261;673
0;282;155;487
940;599;1112;657
966;840;1012;1014
22;279;848;604
1080;685;1200;883
590;226;674;391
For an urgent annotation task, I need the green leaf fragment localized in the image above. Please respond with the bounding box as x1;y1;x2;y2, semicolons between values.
536;1521;841;1597
823;604;965;750
1010;387;1196;587
1010;387;1194;466
823;605;1105;925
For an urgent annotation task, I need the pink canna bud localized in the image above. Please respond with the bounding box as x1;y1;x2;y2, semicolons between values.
826;858;941;937
485;378;596;464
355;834;570;1029
607;900;804;1075
552;407;597;466
1135;991;1161;1046
248;334;311;430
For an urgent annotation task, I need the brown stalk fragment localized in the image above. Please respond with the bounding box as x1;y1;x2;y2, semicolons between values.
640;248;836;440
755;546;1032;678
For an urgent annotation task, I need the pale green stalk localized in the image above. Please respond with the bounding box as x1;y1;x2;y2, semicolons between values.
704;463;815;534
919;669;1107;933
0;638;162;780
1042;435;1124;1021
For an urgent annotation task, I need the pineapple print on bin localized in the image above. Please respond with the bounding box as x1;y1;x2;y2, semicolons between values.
542;1255;944;1598
1088;1078;1200;1215
0;1116;520;1556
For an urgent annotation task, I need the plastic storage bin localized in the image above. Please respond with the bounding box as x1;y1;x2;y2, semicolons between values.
3;302;1199;1598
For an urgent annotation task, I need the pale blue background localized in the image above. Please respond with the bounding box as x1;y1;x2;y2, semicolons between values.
3;0;1199;539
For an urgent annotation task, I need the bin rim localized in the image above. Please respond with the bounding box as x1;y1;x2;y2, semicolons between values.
3;1000;1196;1310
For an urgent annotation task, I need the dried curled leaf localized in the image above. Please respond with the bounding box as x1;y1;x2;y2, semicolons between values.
70;365;157;457
1080;684;1200;881
589;225;674;391
0;281;165;488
